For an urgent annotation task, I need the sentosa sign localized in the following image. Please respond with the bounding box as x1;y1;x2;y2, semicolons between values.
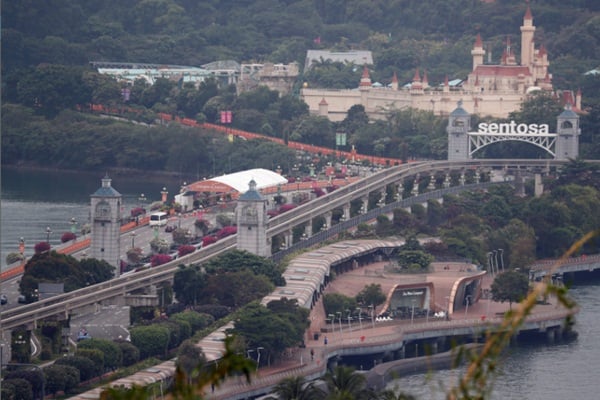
477;121;550;134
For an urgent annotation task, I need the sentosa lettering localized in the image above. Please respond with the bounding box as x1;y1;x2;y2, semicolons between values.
477;121;550;134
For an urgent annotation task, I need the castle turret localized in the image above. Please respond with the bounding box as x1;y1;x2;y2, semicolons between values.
520;4;535;68
359;65;372;89
471;33;485;70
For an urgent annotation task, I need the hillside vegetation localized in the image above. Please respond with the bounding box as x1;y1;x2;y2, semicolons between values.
2;1;600;174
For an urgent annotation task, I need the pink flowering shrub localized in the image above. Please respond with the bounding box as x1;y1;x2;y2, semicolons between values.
151;254;172;267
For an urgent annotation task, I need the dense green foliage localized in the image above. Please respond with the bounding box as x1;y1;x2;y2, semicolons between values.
2;1;600;173
490;271;531;309
229;299;309;365
18;251;114;301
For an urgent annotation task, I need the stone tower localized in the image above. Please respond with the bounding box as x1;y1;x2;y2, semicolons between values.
90;175;122;275
236;179;270;257
520;4;535;68
447;102;471;161
555;103;580;160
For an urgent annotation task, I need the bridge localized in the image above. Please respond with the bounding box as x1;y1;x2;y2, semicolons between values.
0;158;580;333
529;254;600;281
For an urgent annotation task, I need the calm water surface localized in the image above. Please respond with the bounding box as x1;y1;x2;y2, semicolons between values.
2;168;599;399
390;282;600;399
1;167;184;267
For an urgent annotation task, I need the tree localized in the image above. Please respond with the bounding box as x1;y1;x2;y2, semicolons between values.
490;271;530;309
173;265;206;306
77;338;123;371
204;250;285;286
1;378;33;400
356;283;387;314
323;293;357;317
323;365;372;400
267;376;324;400
231;302;304;365
176;339;206;384
55;355;98;381
116;341;140;367
43;364;80;396
129;325;170;359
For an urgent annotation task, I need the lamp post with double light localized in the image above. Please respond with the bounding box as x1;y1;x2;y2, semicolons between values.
45;226;52;244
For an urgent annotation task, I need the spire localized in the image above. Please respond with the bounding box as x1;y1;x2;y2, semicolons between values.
359;65;372;87
412;68;421;83
524;2;533;21
538;43;547;56
474;33;483;48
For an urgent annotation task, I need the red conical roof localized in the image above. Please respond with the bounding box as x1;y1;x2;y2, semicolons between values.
524;4;533;20
413;68;421;82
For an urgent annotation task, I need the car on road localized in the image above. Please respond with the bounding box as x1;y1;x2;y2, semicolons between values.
17;294;27;304
0;294;7;305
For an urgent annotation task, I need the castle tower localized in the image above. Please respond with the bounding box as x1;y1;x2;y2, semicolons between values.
520;4;535;68
471;33;485;70
90;175;122;275
236;179;270;257
447;101;471;161
555;104;581;160
359;65;372;89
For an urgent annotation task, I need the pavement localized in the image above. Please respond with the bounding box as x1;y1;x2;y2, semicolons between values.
204;261;570;400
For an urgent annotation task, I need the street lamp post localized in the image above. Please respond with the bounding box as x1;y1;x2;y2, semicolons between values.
336;312;343;335
499;249;505;272
19;237;25;256
70;217;77;240
346;309;352;331
356;307;363;331
487;252;494;276
492;250;498;275
45;226;52;244
130;231;136;249
369;305;375;329
256;347;264;371
139;193;146;209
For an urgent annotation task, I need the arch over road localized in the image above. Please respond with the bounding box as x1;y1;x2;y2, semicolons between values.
447;103;581;161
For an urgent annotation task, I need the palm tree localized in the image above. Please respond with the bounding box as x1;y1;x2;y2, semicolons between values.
266;376;324;400
324;365;376;400
377;389;417;400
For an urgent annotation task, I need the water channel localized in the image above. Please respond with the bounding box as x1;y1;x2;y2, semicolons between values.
1;167;599;399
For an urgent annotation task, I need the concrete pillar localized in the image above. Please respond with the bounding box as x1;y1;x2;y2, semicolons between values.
546;328;556;344
324;212;332;229
284;230;293;249
361;197;368;214
342;204;351;221
304;223;312;238
534;173;544;197
459;173;466;186
475;170;480;184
